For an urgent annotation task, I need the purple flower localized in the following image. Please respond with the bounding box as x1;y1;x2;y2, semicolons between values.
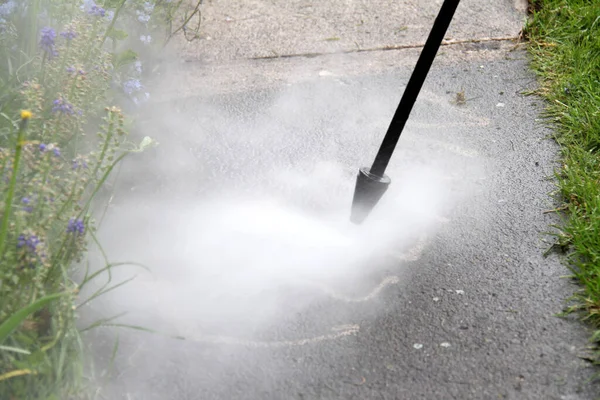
143;2;155;13
0;1;17;18
66;66;76;73
0;1;17;27
135;2;154;23
17;233;45;267
89;4;106;17
138;14;150;23
81;0;106;17
72;159;88;170
136;10;151;23
40;27;58;57
67;218;85;235
53;147;61;157
17;234;41;252
39;143;47;152
21;197;33;212
134;60;142;74
52;98;75;115
60;29;77;40
123;78;142;95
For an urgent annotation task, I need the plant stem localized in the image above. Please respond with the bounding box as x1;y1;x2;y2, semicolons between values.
101;0;127;46
0;117;28;260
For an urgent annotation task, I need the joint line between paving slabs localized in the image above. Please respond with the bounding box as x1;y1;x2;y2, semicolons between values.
249;36;520;61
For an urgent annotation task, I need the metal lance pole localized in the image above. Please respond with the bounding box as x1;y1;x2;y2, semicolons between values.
350;0;461;224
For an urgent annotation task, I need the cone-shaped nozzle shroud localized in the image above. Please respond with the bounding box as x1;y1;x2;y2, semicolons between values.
350;167;391;225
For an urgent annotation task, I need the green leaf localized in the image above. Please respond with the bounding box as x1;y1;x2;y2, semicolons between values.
113;49;138;69
107;28;128;41
15;332;35;346
0;292;69;344
0;112;13;124
0;344;31;355
138;136;158;152
27;349;46;366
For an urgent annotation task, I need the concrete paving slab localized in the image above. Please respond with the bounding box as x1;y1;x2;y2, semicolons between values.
151;40;517;102
174;0;528;62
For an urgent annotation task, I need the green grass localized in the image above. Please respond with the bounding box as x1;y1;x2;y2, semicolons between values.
524;0;600;358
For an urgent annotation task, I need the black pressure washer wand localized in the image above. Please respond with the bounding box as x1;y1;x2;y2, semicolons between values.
350;0;461;224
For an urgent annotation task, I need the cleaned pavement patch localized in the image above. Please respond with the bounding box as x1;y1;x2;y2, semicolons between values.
85;45;599;399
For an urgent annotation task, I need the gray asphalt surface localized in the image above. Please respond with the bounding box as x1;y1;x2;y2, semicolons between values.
82;43;600;399
79;0;600;398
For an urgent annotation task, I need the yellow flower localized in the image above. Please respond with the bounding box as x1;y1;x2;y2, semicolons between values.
20;110;32;120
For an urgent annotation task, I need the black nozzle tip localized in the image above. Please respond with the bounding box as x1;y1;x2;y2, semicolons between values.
350;167;391;225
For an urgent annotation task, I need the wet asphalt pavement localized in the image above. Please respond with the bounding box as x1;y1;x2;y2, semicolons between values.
80;45;600;400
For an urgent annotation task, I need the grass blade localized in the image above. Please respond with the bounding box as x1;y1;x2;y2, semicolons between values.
0;292;69;344
0;345;31;355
